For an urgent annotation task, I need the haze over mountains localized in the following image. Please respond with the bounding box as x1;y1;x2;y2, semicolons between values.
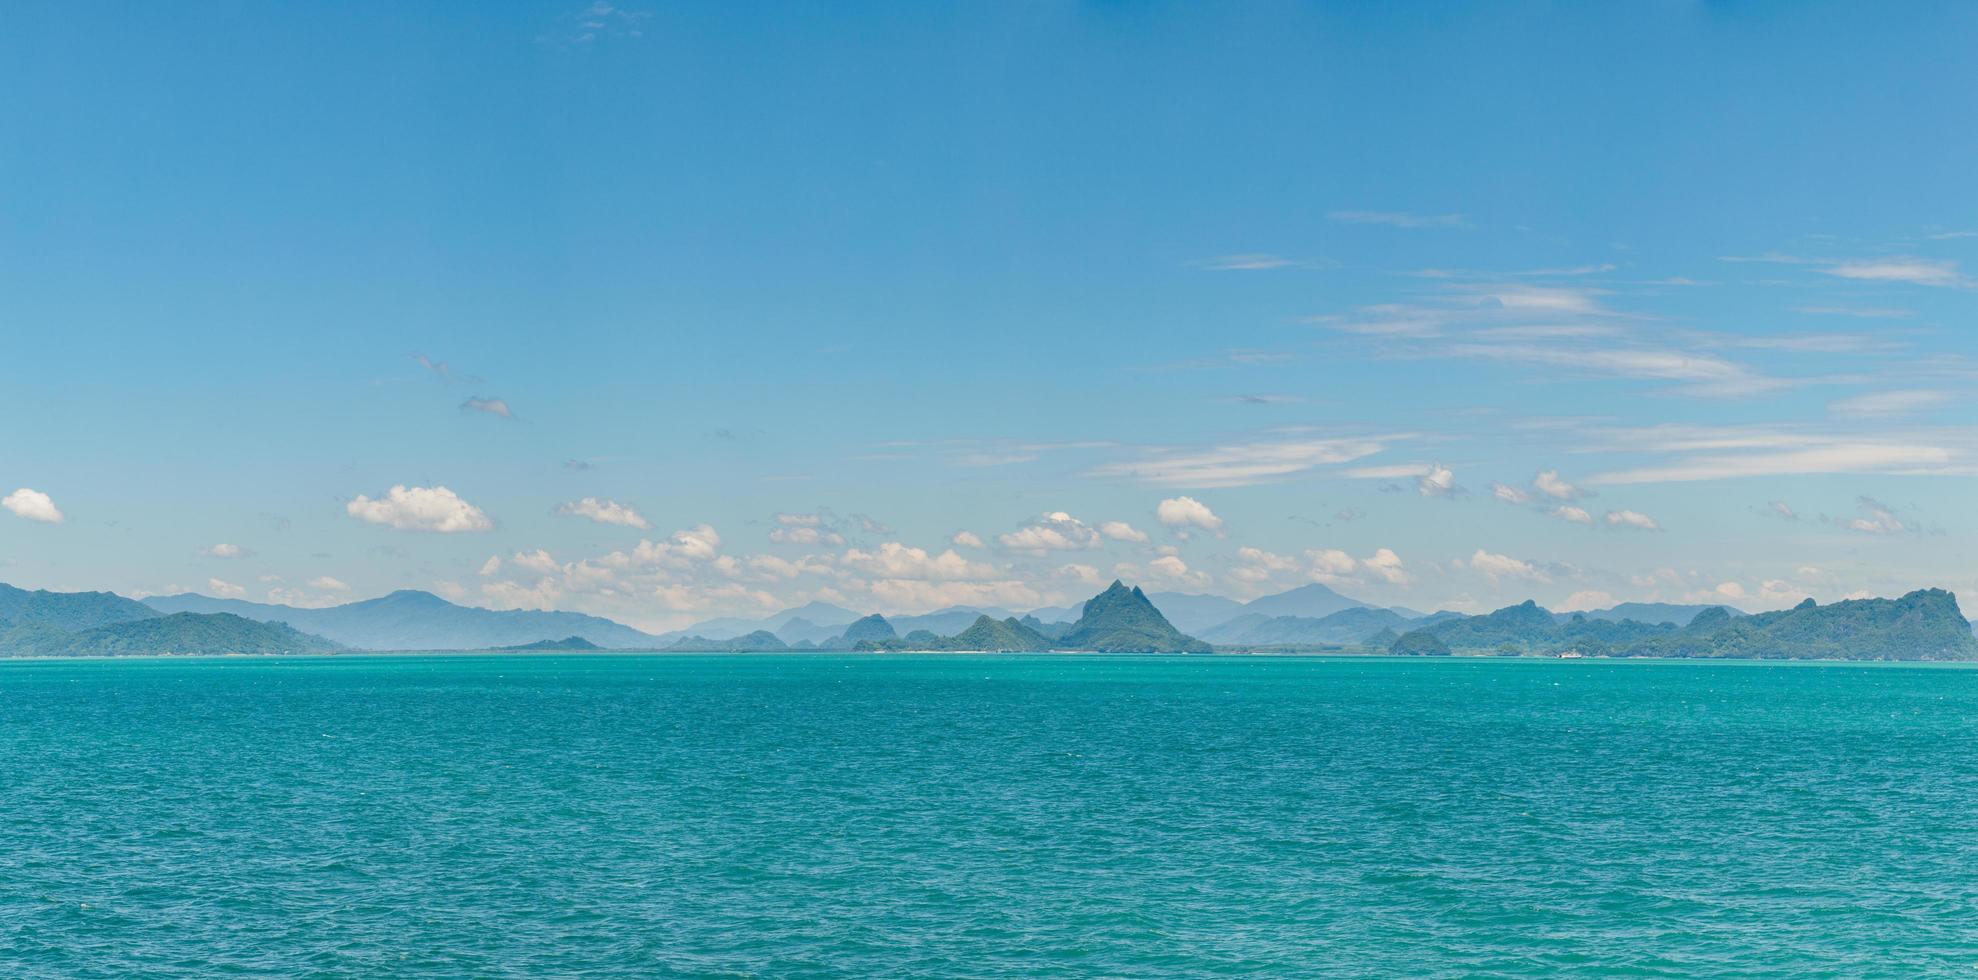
2;577;1973;659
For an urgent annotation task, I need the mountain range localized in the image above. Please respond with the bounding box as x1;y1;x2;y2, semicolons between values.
144;589;659;650
1386;590;1978;661
3;577;1972;659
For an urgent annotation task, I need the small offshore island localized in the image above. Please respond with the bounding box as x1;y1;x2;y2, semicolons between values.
2;578;1976;661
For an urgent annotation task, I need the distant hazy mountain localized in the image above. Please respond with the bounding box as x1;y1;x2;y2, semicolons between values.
1564;602;1745;627
1237;583;1366;621
668;601;864;641
0;582;158;631
1391;590;1976;660
143;590;658;651
1141;592;1249;634
1201;607;1415;646
891;607;1016;637
2;612;341;658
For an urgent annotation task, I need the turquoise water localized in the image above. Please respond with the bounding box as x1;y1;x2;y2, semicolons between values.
4;654;1978;977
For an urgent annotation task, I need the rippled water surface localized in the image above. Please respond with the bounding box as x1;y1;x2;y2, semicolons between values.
5;654;1978;977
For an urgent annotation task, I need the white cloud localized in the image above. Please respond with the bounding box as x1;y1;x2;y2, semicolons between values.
1714;581;1748;601
1086;436;1389;488
1291;547;1413;588
1588;441;1955;485
1841;497;1907;535
461;396;513;418
1770;501;1798;520
1155;496;1225;534
479;556;502;576
1057;563;1105;588
346;485;492;533
202;543;249;559
769;526;845;546
1467;550;1548;583
1415;463;1456;497
1328;210;1468;229
1229;547;1302;583
511;549;561;574
1491;483;1531;505
555;497;651;529
1558;590;1617;613
207;577;246;598
1552;505;1594;525
1604;509;1661;531
950;530;985;549
2;488;64;524
1146;555;1205;584
1824;257;1969;288
839;543;1000;581
1827;390;1952;418
309;576;351;592
1360;548;1410;585
1098;520;1150;543
1199;253;1301;271
997;512;1102;553
1533;470;1579;500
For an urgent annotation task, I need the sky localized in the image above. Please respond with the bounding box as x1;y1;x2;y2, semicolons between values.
3;2;1976;631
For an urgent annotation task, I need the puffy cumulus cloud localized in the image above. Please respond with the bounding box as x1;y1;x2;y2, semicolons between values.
1491;483;1531;505
202;543;250;559
1233;546;1412;589
1713;581;1748;601
770;526;846;546
207;577;246;598
510;549;560;574
649;583;783;614
1155;496;1225;535
1840;496;1907;534
839;542;1001;581
309;576;351;592
858;578;1046;614
1758;579;1811;604
1145;555;1211;587
1416;463;1456;498
1359;548;1409;585
555;497;651;529
1558;589;1617;613
1604;509;1661;531
950;530;985;549
600;524;727;573
1098;520;1150;543
1112;557;1210;590
1057;563;1105;588
1533;470;1580;500
1552;505;1594;525
267;586;354;609
346;485;492;533
460;396;513;418
1230;547;1301;583
997;512;1103;553
2;488;64;524
1467;550;1548;584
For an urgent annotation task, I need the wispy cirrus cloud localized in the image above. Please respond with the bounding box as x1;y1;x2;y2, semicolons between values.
1088;434;1396;488
1577;424;1965;485
1720;252;1970;288
1329;210;1470;229
1195;254;1336;271
1827;390;1953;418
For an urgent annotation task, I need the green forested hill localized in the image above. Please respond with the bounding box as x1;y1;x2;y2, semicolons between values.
0;612;343;657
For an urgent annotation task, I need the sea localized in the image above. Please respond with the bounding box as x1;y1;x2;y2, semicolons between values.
3;653;1976;977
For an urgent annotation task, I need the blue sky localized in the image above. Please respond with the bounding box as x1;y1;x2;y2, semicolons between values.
3;2;1976;630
